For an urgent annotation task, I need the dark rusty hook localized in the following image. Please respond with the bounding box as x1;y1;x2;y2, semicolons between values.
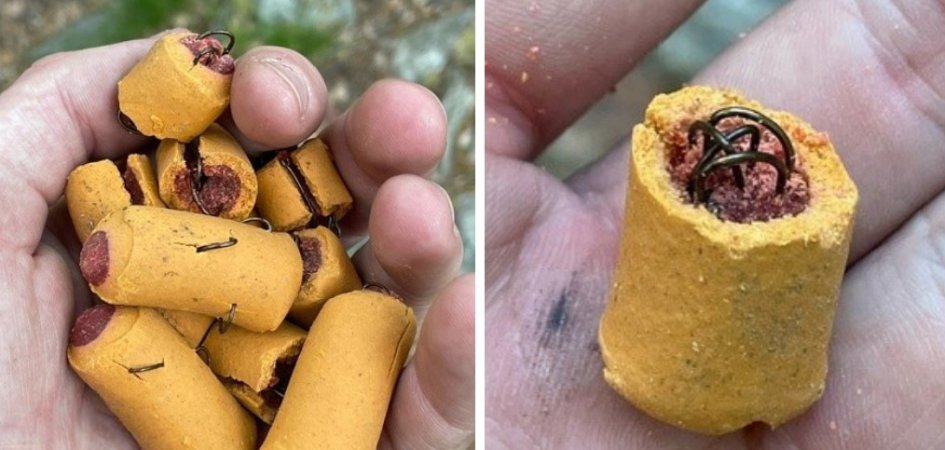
197;30;235;55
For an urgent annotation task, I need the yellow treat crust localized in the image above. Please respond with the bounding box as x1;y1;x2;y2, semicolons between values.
262;290;416;450
68;306;256;450
65;160;132;243
156;123;257;220
599;86;858;434
88;206;303;332
289;226;362;327
255;138;353;232
117;30;231;142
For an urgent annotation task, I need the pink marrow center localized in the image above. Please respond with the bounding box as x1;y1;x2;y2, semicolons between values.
80;231;110;287
69;304;115;347
174;165;241;216
666;116;811;223
180;35;235;74
296;235;322;283
122;165;145;205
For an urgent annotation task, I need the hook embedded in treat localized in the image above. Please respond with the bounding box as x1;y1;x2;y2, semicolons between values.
118;111;143;135
194;318;219;364
327;215;341;237
196;237;238;253
127;360;166;378
191;46;218;67
686;106;793;209
241;217;273;232
709;106;795;171
197;30;236;55
218;304;237;334
693;151;788;205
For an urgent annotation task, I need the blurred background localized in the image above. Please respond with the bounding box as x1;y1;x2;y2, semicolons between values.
0;0;475;272
537;0;789;178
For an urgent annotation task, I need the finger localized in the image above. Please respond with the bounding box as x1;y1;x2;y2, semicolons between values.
353;175;463;319
325;79;447;236
380;274;475;450
578;0;945;261
763;190;945;447
485;0;705;159
228;46;327;151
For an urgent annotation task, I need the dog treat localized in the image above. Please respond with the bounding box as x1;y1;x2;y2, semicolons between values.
261;289;416;449
118;30;234;142
255;138;352;232
79;206;303;332
67;305;256;449
156;123;257;220
289;226;362;327
161;309;306;423
65;155;164;243
599;86;858;434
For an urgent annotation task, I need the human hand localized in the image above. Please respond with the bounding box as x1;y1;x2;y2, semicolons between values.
486;0;944;447
0;30;473;449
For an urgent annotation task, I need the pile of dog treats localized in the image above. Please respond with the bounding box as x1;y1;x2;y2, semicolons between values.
66;29;415;450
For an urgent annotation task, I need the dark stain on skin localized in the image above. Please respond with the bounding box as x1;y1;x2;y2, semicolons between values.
538;284;572;348
548;293;568;332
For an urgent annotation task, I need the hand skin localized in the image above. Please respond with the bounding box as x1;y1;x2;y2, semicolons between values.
0;30;473;449
486;0;945;448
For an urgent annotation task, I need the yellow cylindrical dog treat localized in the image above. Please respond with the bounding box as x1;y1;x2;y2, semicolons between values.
256;138;353;231
262;289;416;450
161;309;307;423
66;155;165;243
68;305;256;449
126;154;165;207
289;226;362;327
156;124;257;220
79;206;303;332
599;86;858;434
117;30;233;142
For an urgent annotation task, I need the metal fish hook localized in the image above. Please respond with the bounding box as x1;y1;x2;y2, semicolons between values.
692;151;788;205
709;106;795;172
197;30;236;55
117;112;142;135
241;217;273;232
218;304;237;334
196;236;238;253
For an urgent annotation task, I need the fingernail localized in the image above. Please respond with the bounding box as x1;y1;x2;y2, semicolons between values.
258;56;311;120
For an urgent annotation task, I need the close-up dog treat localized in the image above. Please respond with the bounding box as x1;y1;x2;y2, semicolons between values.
65;154;164;243
161;309;307;424
156;123;258;220
79;206;303;333
255;138;352;232
261;289;416;449
289;226;362;327
599;86;858;434
68;305;257;449
117;30;234;142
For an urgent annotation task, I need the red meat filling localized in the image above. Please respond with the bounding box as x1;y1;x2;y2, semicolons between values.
296;236;322;283
174;165;241;216
666;117;810;223
80;231;109;286
180;34;235;74
69;304;115;347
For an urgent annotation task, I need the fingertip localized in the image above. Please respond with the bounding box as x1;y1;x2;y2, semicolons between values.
369;175;462;291
346;79;447;180
231;46;327;149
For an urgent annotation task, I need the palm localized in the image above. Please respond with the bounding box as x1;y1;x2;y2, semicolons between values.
0;207;135;446
486;0;945;447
